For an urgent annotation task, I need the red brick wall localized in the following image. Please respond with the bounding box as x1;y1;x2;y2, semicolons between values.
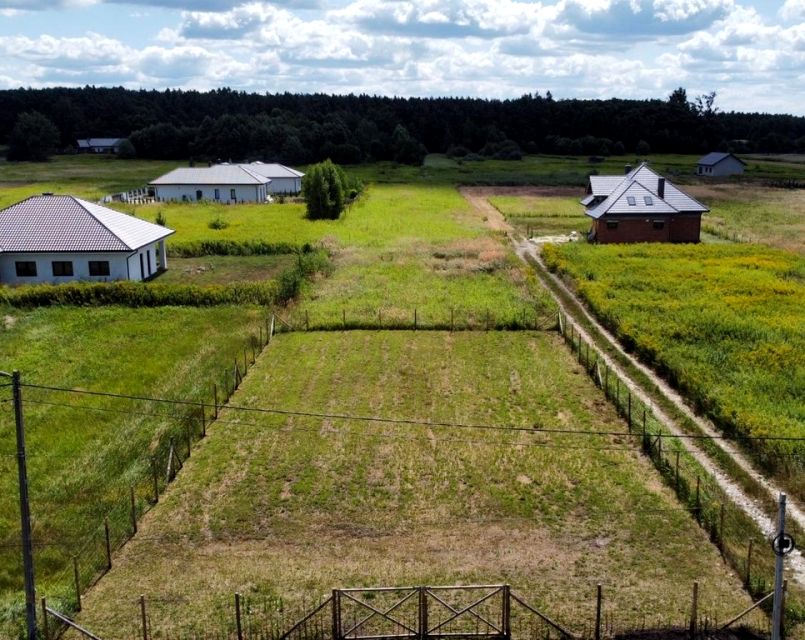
593;215;700;244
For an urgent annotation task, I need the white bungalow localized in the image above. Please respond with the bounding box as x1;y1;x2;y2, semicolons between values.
696;152;746;177
76;138;125;154
149;163;305;203
0;195;174;285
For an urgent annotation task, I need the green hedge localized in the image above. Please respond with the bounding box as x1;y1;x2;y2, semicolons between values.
168;240;311;257
0;280;280;307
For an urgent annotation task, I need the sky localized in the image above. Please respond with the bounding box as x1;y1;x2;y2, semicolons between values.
0;0;803;115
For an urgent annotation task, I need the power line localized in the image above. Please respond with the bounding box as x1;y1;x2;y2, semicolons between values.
20;383;805;443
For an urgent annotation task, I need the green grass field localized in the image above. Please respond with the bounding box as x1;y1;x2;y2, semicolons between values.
542;242;805;497
156;255;296;285
488;194;590;236
73;331;754;638
0;305;266;617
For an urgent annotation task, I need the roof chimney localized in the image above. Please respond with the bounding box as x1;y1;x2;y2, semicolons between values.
658;177;665;200
624;164;632;175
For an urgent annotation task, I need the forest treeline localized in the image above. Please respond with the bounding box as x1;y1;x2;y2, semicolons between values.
2;86;805;164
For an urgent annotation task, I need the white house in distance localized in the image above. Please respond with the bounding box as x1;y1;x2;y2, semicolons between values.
149;163;304;203
696;152;746;177
0;195;174;285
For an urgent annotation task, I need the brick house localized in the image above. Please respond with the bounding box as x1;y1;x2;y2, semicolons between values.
582;163;708;244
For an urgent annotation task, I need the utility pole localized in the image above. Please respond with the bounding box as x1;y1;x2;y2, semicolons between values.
771;493;787;640
4;370;36;640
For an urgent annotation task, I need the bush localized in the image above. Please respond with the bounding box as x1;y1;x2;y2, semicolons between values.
168;239;307;258
155;210;167;227
302;159;347;220
208;216;229;230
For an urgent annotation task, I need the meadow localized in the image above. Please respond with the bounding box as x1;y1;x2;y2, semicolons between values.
73;331;755;638
0;305;266;626
542;242;805;496
488;192;590;236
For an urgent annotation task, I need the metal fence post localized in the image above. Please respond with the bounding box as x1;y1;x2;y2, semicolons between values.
594;584;602;640
235;593;243;640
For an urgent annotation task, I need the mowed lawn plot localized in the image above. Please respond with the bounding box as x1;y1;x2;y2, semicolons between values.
75;331;752;638
543;242;805;497
0;305;265;609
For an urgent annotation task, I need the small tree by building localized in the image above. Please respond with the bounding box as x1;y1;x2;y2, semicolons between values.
302;159;347;219
7;111;60;162
117;138;137;159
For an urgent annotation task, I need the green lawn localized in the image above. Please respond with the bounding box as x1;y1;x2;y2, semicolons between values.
73;331;753;638
156;255;296;285
543;242;805;497
0;305;266;624
488;194;590;236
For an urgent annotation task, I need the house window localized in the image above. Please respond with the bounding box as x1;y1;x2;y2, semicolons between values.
653;220;665;230
88;260;110;276
644;196;653;205
230;188;237;201
51;261;74;277
626;196;636;206
214;188;220;201
606;221;618;230
15;261;37;277
195;190;203;201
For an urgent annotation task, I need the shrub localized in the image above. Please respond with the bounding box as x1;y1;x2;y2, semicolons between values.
208;216;229;230
302;159;347;220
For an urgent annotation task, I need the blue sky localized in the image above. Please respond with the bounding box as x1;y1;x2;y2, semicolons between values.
0;0;803;115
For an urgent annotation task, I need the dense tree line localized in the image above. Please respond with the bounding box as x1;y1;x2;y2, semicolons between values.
2;86;805;164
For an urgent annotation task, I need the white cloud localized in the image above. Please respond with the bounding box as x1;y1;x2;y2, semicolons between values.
780;0;805;21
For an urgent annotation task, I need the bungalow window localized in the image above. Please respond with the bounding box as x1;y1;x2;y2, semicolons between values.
15;261;37;277
51;261;73;276
606;221;618;230
626;196;636;206
230;188;237;201
652;220;665;230
644;196;653;205
214;188;220;201
88;260;110;276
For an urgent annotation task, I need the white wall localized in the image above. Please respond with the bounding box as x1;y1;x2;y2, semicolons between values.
266;177;302;195
154;184;266;203
0;242;166;285
698;157;744;177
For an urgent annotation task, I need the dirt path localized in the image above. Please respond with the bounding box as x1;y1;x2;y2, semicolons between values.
458;187;513;232
460;188;805;587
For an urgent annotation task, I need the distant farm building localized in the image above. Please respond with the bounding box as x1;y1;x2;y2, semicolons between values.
149;163;304;203
76;138;125;154
0;195;174;285
696;152;746;177
582;163;708;244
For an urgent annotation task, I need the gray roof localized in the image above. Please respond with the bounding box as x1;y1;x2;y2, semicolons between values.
0;195;174;253
240;162;305;179
584;163;709;220
697;152;746;166
77;138;123;148
150;165;271;186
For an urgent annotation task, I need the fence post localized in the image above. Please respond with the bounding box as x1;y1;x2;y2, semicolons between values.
130;486;137;535
675;451;680;496
746;539;753;588
41;597;49;640
104;517;112;570
140;595;149;640
595;584;602;640
200;404;206;438
332;590;340;640
151;457;159;503
379;309;382;328
502;585;511;640
343;308;346;329
73;556;81;611
418;587;428;640
235;593;243;640
781;579;788;640
689;581;699;639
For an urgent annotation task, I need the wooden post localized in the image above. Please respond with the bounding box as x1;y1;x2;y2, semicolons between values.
675;451;680;496
151;457;159;503
104;517;112;570
689;581;699;639
577;334;582;362
140;594;148;640
235;593;243;640
746;539;753;588
414;308;418;331
331;590;340;640
41;597;49;640
73;556;81;611
695;476;701;524
130;486;137;535
200;404;206;438
595;584;602;640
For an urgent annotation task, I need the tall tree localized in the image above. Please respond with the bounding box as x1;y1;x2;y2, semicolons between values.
7;111;60;161
302;159;347;220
